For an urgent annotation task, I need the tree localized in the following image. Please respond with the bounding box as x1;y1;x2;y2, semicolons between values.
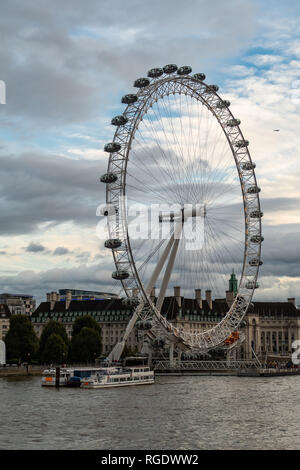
69;323;102;363
71;315;101;337
5;314;39;363
39;320;69;362
42;333;68;364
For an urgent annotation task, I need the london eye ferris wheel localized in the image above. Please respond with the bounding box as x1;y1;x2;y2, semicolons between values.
100;64;263;360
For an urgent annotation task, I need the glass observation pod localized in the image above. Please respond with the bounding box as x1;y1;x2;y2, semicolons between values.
234;140;249;148
100;205;118;216
250;210;263;218
193;73;206;81
227;118;241;127
121;94;138;104
249;258;263;266
177;66;192;75
250;235;264;243
163;64;178;74
247;185;261;194
112;270;130;280
104;239;122;249
147;68;164;78
205;84;219;94
241;162;256;170
100;173;118;184
216;100;230;109
104;142;121;153
246;281;259;289
134;77;150;88
136;320;152;330
122;297;140;308
111;115;128;126
153;337;166;347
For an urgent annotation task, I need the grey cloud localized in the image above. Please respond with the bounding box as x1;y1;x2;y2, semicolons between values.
0;262;120;305
0;0;256;127
0;150;106;235
53;246;71;256
26;242;46;252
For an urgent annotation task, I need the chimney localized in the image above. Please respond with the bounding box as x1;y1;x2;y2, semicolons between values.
195;289;202;309
174;286;181;308
150;287;156;303
66;290;72;310
46;293;50;303
205;290;212;310
226;290;234;307
49;291;56;311
288;297;296;307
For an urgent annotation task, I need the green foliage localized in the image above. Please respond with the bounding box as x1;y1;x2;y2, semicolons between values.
42;333;68;364
69;317;102;363
4;314;39;363
71;315;101;337
39;320;69;362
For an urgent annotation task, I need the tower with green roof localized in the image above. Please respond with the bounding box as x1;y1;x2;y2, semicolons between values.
229;270;238;296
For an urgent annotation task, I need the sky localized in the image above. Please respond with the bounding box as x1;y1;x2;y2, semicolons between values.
0;0;300;305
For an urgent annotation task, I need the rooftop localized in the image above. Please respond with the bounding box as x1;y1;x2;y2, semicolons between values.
31;296;300;324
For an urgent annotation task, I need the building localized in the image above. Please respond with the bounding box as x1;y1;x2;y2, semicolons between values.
31;278;300;360
46;289;118;310
31;298;136;355
0;293;36;316
0;304;11;340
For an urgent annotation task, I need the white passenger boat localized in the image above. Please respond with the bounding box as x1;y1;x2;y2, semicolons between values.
81;365;154;389
41;366;113;387
41;368;73;386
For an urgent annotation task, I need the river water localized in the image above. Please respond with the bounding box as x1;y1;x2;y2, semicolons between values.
0;374;299;450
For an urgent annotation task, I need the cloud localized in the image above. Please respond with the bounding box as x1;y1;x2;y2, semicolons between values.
53;246;70;256
0;0;299;305
0;0;256;130
0;150;106;235
26;242;46;253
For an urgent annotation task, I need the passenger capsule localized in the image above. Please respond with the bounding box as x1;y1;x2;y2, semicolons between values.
206;84;219;93
147;68;164;78
163;64;178;74
122;297;140;308
153;337;165;347
246;281;259;289
241;162;256;171
134;77;150;88
100;173;118;184
121;94;138;104
99;205;118;216
247;185;261;194
250;235;264;244
112;270;129;280
249;258;263;266
227;118;241;127
250;210;263;218
177;66;192;75
216;100;230;109
136;320;152;330
234;140;249;148
104;238;122;249
104;142;121;153
111;115;128;126
193;73;206;81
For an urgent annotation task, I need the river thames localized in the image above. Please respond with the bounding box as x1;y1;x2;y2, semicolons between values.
0;374;299;450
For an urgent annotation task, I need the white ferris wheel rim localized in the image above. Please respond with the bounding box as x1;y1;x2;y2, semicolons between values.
103;65;262;352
